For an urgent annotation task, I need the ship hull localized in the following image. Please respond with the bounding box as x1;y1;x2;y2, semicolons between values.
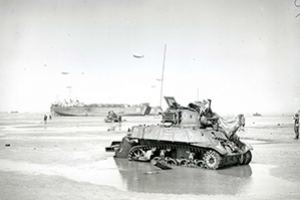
50;104;151;117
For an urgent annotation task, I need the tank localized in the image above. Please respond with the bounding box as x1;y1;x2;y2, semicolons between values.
106;97;253;169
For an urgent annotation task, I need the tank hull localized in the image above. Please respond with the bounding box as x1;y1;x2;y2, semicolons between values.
108;125;253;169
135;140;249;168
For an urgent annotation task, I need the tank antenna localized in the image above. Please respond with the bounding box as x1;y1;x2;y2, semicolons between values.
160;44;167;107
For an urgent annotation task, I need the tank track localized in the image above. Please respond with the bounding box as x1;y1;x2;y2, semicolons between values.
127;140;252;169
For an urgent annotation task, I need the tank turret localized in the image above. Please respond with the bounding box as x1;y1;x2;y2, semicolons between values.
161;96;200;127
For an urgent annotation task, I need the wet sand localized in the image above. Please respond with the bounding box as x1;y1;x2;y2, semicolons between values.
0;114;300;200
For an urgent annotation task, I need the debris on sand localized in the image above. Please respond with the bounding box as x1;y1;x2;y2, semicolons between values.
144;171;160;175
151;159;173;170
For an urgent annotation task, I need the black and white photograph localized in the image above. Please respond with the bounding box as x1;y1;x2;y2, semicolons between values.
0;0;300;199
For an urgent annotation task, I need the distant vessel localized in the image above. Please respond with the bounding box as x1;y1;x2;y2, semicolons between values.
50;100;155;117
10;111;19;114
253;112;262;117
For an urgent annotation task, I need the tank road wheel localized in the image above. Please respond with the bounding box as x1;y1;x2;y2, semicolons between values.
165;157;177;165
243;151;252;165
178;159;189;166
150;156;162;165
203;150;222;169
195;160;205;168
186;160;197;168
128;145;149;162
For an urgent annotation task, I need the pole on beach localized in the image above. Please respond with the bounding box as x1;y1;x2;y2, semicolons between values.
159;44;167;108
66;86;72;99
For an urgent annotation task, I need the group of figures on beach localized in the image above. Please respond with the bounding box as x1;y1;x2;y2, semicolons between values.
43;114;52;124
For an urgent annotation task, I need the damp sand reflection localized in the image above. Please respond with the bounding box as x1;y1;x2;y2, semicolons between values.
114;158;253;194
0;152;298;197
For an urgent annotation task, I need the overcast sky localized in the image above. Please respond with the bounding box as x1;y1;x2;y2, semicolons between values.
0;0;299;114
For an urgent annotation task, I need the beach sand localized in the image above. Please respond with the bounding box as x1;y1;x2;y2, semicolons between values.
0;113;300;200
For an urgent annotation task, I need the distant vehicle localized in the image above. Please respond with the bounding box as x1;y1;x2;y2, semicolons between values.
252;112;262;117
106;97;252;170
105;111;122;123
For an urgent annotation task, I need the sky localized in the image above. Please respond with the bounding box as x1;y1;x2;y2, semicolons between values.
0;0;299;114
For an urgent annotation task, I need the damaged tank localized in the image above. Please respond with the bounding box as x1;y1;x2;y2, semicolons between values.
106;97;253;169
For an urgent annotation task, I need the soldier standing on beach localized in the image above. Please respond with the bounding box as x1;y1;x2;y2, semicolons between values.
43;114;48;124
294;113;299;140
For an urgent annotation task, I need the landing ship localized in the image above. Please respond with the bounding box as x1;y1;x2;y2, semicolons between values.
50;100;156;117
